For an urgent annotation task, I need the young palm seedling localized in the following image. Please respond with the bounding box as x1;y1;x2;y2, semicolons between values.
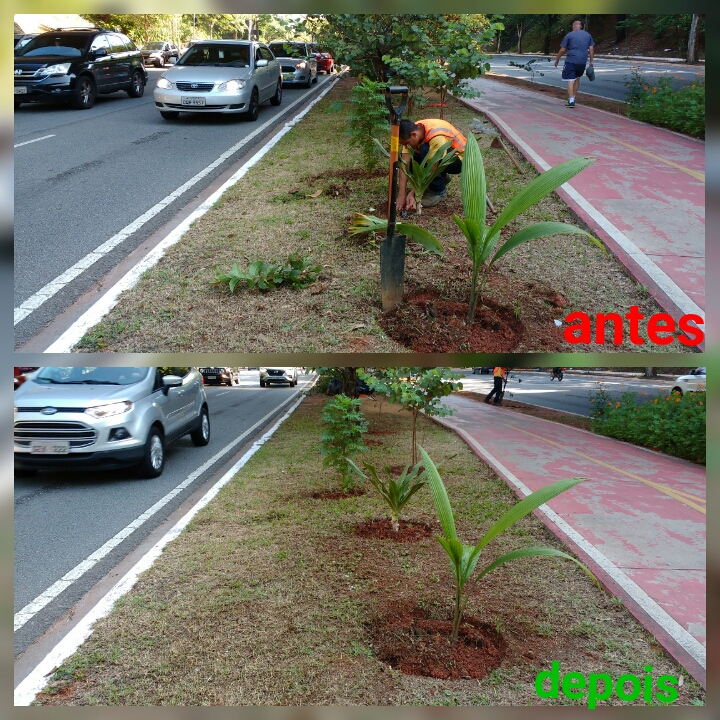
347;459;428;531
419;446;598;644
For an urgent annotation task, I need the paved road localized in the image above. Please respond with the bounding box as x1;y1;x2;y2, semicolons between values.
488;53;704;102
457;369;680;416
14;70;333;347
14;371;312;657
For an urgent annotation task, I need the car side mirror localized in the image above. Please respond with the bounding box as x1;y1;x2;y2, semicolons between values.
93;48;108;57
167;56;177;64
162;375;183;394
256;58;268;67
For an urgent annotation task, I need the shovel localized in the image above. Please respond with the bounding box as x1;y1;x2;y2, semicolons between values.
490;136;524;174
381;85;409;312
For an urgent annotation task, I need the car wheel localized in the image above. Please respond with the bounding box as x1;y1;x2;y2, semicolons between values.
72;75;96;110
304;74;312;89
246;88;259;121
190;407;211;447
226;378;233;387
139;427;165;478
671;387;683;396
155;59;163;68
127;69;145;98
160;110;180;120
312;71;318;84
270;79;282;106
260;379;265;387
14;101;22;109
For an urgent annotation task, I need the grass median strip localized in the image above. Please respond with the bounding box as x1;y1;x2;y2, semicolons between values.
73;77;685;353
34;395;703;706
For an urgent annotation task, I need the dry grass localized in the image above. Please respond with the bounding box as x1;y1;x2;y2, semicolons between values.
35;395;704;706
73;77;687;353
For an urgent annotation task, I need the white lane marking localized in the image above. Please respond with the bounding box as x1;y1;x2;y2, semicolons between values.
14;390;309;706
13;383;308;633
442;421;706;670
14;135;55;148
486;110;705;320
43;76;343;352
13;83;331;326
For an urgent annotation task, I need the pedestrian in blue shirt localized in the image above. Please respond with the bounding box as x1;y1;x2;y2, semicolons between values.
554;19;595;108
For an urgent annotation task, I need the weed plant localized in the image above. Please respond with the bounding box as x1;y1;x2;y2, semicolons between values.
625;69;705;138
590;384;706;463
213;253;321;292
320;394;369;490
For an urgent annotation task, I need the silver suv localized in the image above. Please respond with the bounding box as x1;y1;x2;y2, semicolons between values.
14;367;209;479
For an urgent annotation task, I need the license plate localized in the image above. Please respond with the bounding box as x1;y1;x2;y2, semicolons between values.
14;86;28;95
182;96;205;106
31;441;70;454
283;73;294;81
207;375;216;379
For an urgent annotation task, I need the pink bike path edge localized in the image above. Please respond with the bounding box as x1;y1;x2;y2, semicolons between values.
459;78;705;329
433;393;706;688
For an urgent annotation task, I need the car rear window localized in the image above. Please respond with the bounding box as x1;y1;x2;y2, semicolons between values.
177;43;250;67
17;34;89;57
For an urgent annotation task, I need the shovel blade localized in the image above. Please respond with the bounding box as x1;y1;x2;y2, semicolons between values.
381;233;406;311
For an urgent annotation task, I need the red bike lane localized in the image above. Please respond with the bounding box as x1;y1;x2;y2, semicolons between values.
435;393;706;687
461;77;705;325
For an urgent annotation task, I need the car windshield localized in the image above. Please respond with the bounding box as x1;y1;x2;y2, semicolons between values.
176;43;250;67
34;367;150;385
142;42;165;51
269;42;306;58
16;35;88;57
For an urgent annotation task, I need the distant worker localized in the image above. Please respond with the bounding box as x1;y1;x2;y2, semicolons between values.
484;366;509;406
397;118;466;211
554;19;595;108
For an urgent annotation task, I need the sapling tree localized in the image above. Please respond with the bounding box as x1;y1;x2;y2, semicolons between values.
419;447;599;644
320;394;369;491
360;367;462;465
348;78;391;171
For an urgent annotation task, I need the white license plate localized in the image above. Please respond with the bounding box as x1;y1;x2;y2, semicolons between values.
14;86;28;95
182;96;205;106
30;441;70;455
283;73;295;80
207;375;216;379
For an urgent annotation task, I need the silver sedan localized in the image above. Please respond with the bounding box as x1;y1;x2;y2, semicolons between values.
154;40;282;121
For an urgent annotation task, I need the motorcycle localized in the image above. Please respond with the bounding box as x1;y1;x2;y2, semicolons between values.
551;367;564;382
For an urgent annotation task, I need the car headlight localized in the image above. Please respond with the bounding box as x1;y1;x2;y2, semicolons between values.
42;63;72;76
217;79;245;92
295;62;307;69
85;401;133;419
156;77;173;90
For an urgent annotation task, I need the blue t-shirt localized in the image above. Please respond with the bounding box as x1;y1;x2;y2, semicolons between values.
560;29;594;64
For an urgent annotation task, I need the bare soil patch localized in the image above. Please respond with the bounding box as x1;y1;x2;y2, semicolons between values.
355;519;435;541
372;605;506;679
312;487;367;500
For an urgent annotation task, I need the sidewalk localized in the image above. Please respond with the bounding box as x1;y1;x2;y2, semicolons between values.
435;393;706;687
461;77;705;324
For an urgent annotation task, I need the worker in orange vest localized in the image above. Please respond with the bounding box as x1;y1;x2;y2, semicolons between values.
485;366;509;406
397;118;466;211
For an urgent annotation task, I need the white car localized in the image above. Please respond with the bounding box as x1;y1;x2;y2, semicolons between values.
259;367;297;387
670;367;706;395
153;40;282;121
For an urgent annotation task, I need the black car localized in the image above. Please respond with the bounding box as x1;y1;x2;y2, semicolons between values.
199;367;236;386
140;40;179;67
14;27;148;110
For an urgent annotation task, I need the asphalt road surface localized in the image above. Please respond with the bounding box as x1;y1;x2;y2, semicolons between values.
488;54;704;102
14;371;312;657
14;69;333;347
457;369;679;416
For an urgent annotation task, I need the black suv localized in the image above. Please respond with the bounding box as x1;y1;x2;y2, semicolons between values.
14;27;148;110
140;40;179;67
199;367;236;386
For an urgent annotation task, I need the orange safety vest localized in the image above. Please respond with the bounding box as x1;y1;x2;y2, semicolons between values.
417;119;467;154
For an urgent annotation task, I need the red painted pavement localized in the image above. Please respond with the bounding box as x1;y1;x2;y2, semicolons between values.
435;393;706;686
460;78;705;321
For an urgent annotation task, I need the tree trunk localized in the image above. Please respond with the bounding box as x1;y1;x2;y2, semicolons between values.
543;35;550;55
496;30;502;53
644;367;656;378
687;14;700;64
584;14;591;32
616;15;626;44
517;25;524;54
412;408;418;466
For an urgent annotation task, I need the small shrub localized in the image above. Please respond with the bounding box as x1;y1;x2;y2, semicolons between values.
213;253;321;292
320;394;369;491
625;69;705;139
348;78;391;171
590;384;705;463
